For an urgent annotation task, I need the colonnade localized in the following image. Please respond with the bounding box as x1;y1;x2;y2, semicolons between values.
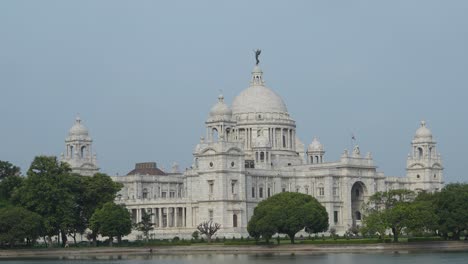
133;207;187;228
231;127;295;150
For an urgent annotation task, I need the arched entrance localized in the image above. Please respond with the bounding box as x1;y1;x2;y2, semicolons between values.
351;181;367;227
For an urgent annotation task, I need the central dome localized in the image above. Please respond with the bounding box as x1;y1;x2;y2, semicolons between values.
231;66;288;115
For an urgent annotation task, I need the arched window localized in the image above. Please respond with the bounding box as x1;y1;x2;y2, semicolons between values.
233;214;238;227
81;146;87;158
315;156;319;163
283;135;286;148
260;152;265;162
355;211;361;220
226;128;231;141
212;128;219;142
70;146;74;158
418;147;423;159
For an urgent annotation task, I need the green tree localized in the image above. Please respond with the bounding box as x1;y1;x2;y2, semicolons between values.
12;156;76;247
136;210;154;242
0;206;44;247
363;189;420;242
0;160;20;180
0;175;23;201
247;192;329;244
80;173;123;245
90;202;132;246
433;183;468;240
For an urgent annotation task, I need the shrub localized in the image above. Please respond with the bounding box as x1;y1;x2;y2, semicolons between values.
192;231;199;240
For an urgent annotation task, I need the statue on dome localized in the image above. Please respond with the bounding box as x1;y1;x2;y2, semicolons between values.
254;49;261;65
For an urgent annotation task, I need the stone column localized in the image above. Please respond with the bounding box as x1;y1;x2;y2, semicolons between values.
183;207;186;227
158;208;162;228
280;128;284;149
273;128;276;148
175;207;179;227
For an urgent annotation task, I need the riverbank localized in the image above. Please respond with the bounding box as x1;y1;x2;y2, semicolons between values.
1;241;468;258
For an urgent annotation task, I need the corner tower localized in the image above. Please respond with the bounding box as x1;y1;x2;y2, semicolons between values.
61;116;99;176
406;121;443;191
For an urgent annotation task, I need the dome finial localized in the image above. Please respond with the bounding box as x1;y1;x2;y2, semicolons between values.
421;120;426;127
218;89;224;102
75;114;81;124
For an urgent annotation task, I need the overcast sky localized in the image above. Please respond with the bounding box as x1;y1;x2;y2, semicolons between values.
1;1;467;182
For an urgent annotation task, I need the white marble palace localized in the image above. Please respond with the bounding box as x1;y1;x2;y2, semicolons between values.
61;58;444;238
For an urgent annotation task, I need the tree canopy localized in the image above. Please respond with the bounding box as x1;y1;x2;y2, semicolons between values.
362;189;438;242
0;206;43;247
90;202;132;246
13;156;76;243
432;183;468;239
247;192;328;244
0;160;20;180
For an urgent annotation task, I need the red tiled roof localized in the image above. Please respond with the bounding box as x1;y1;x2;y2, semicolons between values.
126;162;166;176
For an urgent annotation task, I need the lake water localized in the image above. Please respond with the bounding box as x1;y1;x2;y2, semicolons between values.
2;252;468;264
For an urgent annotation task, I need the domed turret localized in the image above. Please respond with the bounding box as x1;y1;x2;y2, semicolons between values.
208;94;232;121
307;137;325;164
407;120;443;192
414;120;433;141
68;116;89;138
308;137;324;152
62;116;99;176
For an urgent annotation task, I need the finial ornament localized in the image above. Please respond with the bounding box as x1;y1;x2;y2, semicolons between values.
254;49;261;65
421;120;426;127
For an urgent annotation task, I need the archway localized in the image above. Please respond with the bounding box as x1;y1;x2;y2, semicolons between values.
233;214;238;227
212;128;219;142
351;181;367;227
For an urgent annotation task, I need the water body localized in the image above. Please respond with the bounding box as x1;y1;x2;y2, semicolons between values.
3;252;468;264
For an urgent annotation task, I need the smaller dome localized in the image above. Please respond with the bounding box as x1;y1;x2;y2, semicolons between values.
209;94;232;119
69;116;89;136
414;120;432;140
308;137;324;152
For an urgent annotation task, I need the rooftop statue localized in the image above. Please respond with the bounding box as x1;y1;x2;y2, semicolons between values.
254;49;261;65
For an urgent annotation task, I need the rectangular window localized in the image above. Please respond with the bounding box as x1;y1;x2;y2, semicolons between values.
305;187;309;195
231;180;237;194
267;187;271;197
170;191;175;198
161;192;167;198
208;181;214;195
334;211;339;223
319;187;324;196
333;187;338;196
209;209;213;221
282;188;286;193
259;187;263;198
252;187;255;198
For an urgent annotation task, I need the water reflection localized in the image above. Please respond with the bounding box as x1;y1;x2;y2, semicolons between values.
2;252;468;264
